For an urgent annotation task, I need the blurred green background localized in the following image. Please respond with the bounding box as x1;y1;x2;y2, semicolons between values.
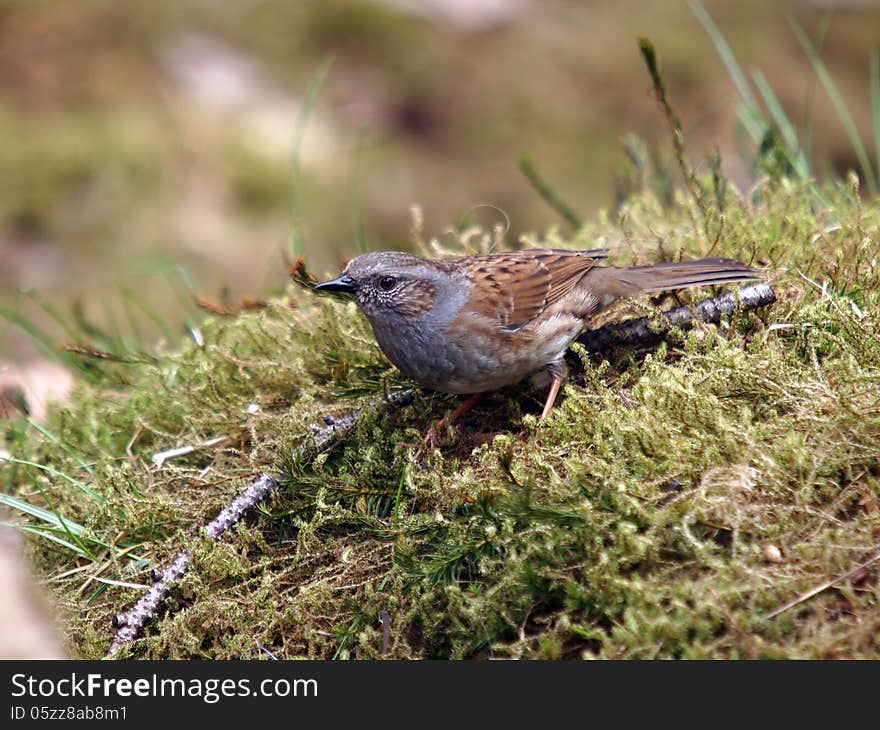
1;0;877;364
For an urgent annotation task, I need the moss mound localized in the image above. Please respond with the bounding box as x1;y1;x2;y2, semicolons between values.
4;178;879;659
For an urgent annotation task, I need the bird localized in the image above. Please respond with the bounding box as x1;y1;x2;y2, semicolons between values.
315;248;761;428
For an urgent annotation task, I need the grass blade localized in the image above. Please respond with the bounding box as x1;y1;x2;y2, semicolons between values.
349;125;370;254
800;9;833;178
0;306;87;376
13;482;100;560
119;286;180;346
128;263;202;345
752;70;811;179
789;15;878;195
871;50;880;184
22;291;83;343
688;0;762;140
1;522;93;559
0;493;86;534
637;38;707;221
26;419;94;475
0;455;103;502
0;490;109;560
288;57;334;259
518;155;583;230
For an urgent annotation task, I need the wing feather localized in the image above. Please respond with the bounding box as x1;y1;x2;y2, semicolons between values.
463;249;606;330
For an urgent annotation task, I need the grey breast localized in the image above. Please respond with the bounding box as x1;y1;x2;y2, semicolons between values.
368;267;492;393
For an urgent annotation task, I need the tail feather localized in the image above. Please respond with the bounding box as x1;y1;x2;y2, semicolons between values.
609;258;761;295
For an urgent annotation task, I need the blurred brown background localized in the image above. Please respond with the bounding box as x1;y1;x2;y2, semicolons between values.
1;0;877;368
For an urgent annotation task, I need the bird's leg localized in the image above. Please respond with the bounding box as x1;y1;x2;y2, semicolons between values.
426;393;483;444
445;393;484;426
539;359;567;421
539;377;562;420
416;393;483;459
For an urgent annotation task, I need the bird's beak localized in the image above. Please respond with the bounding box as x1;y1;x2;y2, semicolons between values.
314;274;355;293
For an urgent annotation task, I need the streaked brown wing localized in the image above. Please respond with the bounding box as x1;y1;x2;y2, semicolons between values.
464;249;605;330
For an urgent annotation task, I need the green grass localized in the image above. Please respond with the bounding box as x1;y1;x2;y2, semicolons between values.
2;172;879;659
691;0;880;198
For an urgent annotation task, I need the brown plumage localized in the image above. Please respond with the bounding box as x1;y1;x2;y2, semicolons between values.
316;248;762;423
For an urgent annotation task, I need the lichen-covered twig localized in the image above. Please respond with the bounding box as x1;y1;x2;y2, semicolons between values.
106;283;775;656
108;547;194;656
107;387;419;656
108;474;285;656
576;282;776;352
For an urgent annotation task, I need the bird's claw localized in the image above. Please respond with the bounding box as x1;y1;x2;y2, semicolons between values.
412;423;442;462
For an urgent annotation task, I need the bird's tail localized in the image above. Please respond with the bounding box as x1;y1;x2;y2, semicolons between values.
602;258;762;297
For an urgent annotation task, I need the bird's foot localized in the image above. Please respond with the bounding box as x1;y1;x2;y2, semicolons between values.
412;424;440;462
411;393;483;461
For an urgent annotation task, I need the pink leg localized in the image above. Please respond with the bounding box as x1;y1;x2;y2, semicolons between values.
539;376;562;421
444;393;483;426
416;393;483;459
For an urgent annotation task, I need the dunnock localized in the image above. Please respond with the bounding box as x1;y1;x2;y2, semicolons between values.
315;248;761;422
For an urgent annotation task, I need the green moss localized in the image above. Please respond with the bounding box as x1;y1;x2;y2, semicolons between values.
4;178;880;659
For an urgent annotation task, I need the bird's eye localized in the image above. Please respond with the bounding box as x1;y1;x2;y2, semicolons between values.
378;275;398;292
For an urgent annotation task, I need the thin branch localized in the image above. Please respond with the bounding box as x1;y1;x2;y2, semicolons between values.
108;547;193;656
576;282;776;352
107;388;417;657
